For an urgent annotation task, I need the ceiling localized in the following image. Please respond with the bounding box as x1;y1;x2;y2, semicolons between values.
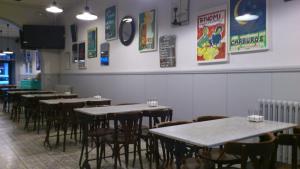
0;0;83;9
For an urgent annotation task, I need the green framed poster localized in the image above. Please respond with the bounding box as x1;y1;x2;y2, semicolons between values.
229;0;268;53
87;27;97;58
105;5;117;40
139;9;157;52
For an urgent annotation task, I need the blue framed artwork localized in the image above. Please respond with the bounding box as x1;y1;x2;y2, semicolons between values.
105;6;117;40
87;27;97;58
229;0;268;53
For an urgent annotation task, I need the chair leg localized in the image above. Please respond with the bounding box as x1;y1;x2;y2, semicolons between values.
125;144;129;168
96;137;100;169
132;143;137;167
63;124;68;152
56;124;60;146
98;141;105;169
138;140;144;169
114;143;119;169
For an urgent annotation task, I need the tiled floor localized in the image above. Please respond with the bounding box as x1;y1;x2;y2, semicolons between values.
0;111;149;169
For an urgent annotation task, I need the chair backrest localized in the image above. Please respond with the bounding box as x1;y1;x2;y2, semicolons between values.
193;115;227;122
224;133;276;169
86;100;111;107
293;126;300;134
157;121;192;167
59;95;78;99
157;121;192;128
116;103;139;106
107;112;143;143
60;102;85;120
275;133;300;169
143;109;173;129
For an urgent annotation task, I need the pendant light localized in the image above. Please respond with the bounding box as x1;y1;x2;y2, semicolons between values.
46;1;63;14
3;24;13;55
76;0;98;21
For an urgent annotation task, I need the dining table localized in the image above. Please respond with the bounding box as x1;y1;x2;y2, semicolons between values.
7;90;55;121
149;117;297;169
40;97;112;149
74;103;171;169
21;93;78;131
1;88;38;113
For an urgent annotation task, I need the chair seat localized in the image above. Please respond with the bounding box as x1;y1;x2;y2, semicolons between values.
88;128;114;137
199;148;241;164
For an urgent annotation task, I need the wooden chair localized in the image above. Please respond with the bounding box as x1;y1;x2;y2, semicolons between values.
56;101;85;152
116;103;139;105
193;115;227;122
141;109;173;167
99;112;144;169
221;133;276;169
86;100;111;107
273;132;300;169
156;121;193;169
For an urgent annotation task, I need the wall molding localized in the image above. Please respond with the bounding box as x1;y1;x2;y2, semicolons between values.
59;65;300;76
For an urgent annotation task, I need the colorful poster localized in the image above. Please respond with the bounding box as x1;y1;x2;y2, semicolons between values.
229;0;267;53
197;8;227;63
139;9;157;52
87;28;97;58
105;6;117;40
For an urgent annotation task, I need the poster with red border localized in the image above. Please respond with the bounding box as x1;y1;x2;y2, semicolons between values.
197;7;228;63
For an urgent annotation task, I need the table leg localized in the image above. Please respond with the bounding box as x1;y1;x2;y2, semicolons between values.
154;135;160;169
174;142;186;169
79;114;91;169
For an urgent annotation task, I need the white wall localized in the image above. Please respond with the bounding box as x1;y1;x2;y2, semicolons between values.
59;0;300;74
56;0;300;120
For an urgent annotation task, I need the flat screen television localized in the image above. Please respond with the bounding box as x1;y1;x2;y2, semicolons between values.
20;25;65;49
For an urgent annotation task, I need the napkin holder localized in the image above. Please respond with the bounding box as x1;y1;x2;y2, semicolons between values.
94;95;102;99
247;115;264;122
147;100;158;107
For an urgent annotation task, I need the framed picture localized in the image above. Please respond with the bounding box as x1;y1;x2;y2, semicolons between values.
78;42;87;69
87;27;97;58
229;0;268;53
159;35;176;68
171;0;190;26
197;6;228;63
100;43;110;66
139;9;157;52
72;43;78;63
105;5;117;40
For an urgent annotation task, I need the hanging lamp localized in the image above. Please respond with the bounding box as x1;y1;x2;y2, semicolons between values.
3;24;13;55
76;0;98;21
46;0;63;14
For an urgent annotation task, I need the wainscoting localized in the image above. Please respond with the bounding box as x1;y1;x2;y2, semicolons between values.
59;69;300;121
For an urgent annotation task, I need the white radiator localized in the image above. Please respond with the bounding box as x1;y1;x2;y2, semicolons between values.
258;99;300;164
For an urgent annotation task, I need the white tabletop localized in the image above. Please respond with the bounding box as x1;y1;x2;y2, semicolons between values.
149;117;297;147
22;93;77;98
39;97;111;105
75;103;170;116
